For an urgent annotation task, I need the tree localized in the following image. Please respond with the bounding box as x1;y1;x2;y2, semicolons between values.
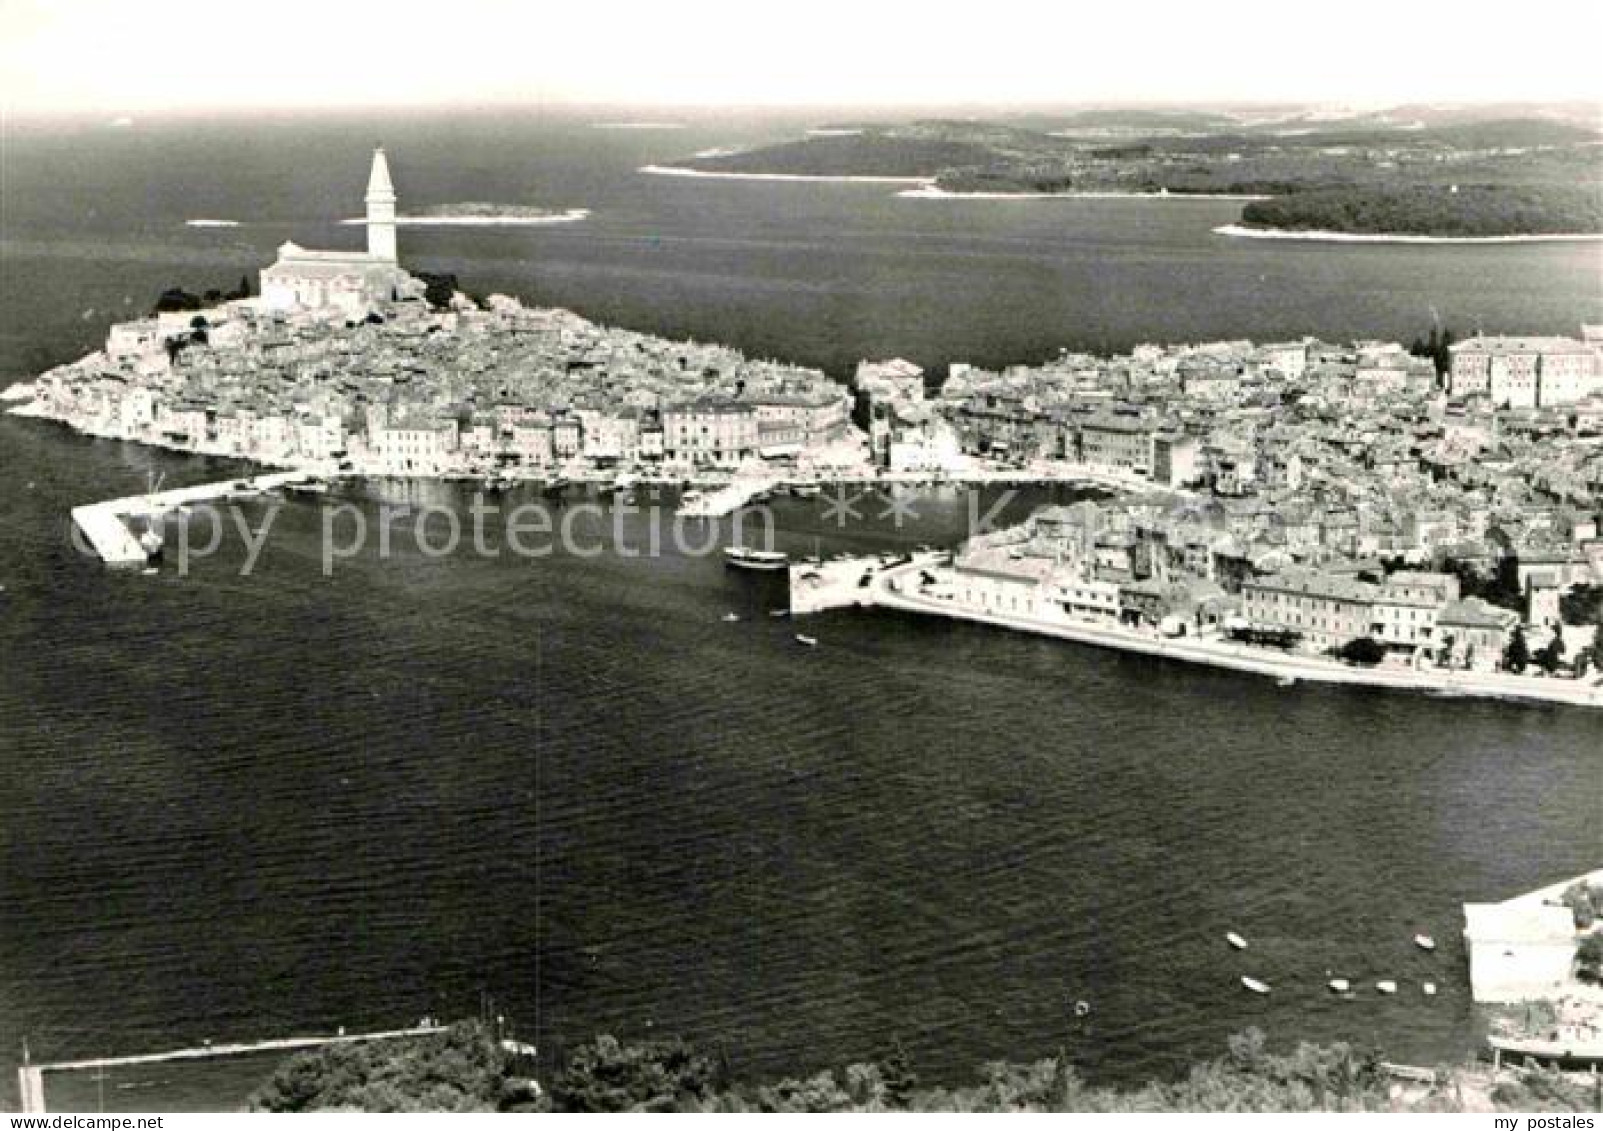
1576;933;1603;986
1534;635;1565;674
551;1035;715;1112
1503;626;1530;673
1336;637;1387;666
1557;583;1601;626
249;1023;506;1112
877;1043;919;1109
416;272;460;311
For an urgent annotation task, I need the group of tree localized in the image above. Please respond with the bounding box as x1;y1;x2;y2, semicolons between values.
1407;326;1458;379
152;276;253;314
1444;557;1523;614
413;272;460;311
1334;637;1387;666
248;1024;1601;1113
1239;184;1603;239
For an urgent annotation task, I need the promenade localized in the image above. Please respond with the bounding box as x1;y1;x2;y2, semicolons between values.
864;562;1603;709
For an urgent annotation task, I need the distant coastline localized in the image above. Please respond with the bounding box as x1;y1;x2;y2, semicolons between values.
1214;223;1603;245
901;185;1269;201
338;209;590;227
639;164;931;185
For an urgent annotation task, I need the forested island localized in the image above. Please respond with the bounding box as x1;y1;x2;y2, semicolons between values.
246;1023;1599;1113
665;107;1603;236
1236;184;1603;238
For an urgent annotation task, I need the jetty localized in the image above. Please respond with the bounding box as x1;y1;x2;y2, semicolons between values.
72;471;317;565
789;551;945;615
676;476;779;518
16;1024;445;1113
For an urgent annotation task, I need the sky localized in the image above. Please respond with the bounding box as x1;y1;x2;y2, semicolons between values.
3;0;1602;116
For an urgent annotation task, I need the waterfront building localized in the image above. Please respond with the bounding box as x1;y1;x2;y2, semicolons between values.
1372;571;1459;653
950;543;1055;618
1240;569;1378;653
753;388;851;453
260;149;415;318
1436;597;1519;671
372;413;460;473
663;398;759;465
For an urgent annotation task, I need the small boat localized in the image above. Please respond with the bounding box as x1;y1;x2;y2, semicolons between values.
768;608;790;618
1422;982;1437;996
791;483;823;498
1226;932;1248;950
285;479;331;496
1327;978;1351;994
140;567;158;577
1240;976;1271;994
1276;676;1296;687
1376;980;1397;995
721;612;741;623
724;545;789;571
1414;933;1436;951
794;634;818;647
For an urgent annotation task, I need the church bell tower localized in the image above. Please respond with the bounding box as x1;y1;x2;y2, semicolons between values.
365;146;398;262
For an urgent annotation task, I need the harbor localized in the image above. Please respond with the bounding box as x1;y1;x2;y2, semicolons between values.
71;471;321;566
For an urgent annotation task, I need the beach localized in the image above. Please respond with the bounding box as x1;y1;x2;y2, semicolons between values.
1213;224;1603;245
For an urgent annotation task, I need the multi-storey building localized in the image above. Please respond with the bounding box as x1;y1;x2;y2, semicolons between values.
1448;336;1598;408
663;398;759;465
1240;569;1378;653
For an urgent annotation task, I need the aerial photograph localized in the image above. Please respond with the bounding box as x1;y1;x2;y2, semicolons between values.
2;0;1601;1118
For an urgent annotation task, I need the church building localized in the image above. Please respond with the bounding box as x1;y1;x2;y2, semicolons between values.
260;148;416;317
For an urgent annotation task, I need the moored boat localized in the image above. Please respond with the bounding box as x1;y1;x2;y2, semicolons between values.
794;634;818;647
1226;931;1248;950
1327;978;1351;994
1422;982;1437;996
1414;933;1436;951
1376;980;1397;995
724;545;789;571
1240;976;1270;994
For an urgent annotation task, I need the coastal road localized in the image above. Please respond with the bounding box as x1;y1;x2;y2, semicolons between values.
869;562;1603;709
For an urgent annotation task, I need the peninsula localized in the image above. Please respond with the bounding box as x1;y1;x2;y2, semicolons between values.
657;108;1603;238
8;147;1603;707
